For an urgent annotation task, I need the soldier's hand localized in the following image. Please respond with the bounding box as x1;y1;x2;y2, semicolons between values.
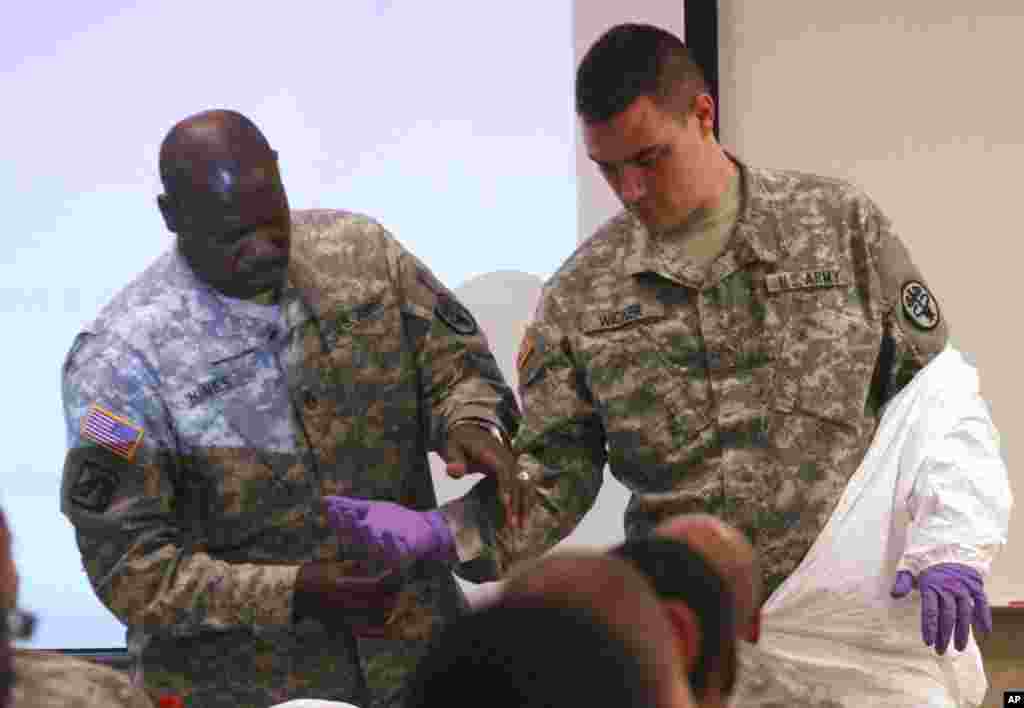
443;423;528;529
324;496;457;567
891;563;993;654
293;560;402;638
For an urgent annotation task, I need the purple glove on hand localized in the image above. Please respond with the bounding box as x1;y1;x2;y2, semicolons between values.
324;496;457;567
891;562;993;654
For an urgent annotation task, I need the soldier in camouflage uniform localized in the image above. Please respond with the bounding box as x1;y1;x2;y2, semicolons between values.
484;23;955;594
342;24;999;661
59;110;518;708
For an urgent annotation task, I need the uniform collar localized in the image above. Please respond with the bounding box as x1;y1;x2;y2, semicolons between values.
169;244;291;339
622;153;783;286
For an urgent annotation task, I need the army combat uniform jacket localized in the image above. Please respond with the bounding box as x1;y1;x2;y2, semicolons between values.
11;650;155;708
60;210;518;708
454;157;950;593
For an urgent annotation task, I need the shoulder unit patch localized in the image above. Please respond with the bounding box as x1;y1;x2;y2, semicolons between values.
900;280;940;331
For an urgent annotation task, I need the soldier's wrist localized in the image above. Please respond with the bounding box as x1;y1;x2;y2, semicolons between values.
449;418;509;447
291;563;318;624
423;509;459;565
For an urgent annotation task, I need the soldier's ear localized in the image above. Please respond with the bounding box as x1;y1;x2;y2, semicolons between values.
157;194;179;234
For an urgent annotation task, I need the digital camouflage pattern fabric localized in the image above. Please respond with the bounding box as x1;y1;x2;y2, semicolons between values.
452;156;948;593
11;650;154;708
60;210;518;708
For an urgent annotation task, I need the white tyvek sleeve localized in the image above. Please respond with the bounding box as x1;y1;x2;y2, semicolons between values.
897;351;1012;577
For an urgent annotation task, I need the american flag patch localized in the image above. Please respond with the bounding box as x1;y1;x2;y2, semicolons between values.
81;404;144;462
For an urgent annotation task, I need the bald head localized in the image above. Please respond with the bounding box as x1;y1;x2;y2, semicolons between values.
159;110;272;191
156;109;291;299
503;551;694;708
656;514;762;641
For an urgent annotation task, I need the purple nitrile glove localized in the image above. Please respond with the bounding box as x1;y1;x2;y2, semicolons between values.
891;562;993;655
324;496;457;567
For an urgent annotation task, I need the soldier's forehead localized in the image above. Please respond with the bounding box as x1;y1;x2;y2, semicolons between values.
179;154;276;195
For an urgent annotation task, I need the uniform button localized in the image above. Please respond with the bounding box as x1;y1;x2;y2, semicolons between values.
303;389;318;408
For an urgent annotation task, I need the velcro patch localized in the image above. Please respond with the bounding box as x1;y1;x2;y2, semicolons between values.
764;268;846;293
435;296;478;336
901;280;940;330
67;452;122;513
81;404;144;462
581;302;665;333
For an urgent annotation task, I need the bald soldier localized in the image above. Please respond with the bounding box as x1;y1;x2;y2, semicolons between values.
59;110;519;708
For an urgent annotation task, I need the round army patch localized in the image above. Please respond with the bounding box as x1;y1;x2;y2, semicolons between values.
901;280;940;331
435;296;478;336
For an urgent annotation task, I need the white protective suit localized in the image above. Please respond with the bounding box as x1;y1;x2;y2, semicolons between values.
742;345;1012;707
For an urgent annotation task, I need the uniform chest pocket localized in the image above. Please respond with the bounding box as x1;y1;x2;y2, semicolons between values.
579;308;712;445
290;298;409;440
771;304;880;426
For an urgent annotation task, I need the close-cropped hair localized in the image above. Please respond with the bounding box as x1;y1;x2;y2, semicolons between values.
612;535;736;699
576;22;709;124
404;599;659;708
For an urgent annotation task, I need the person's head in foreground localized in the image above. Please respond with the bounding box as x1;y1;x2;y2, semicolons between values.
655;513;763;643
576;22;734;235
612;535;737;708
404;599;662;708
500;551;695;708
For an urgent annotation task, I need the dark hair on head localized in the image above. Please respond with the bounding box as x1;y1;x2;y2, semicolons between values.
576;23;708;124
612;535;736;700
404;600;659;708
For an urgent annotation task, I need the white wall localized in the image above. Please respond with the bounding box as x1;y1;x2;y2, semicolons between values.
718;1;1022;604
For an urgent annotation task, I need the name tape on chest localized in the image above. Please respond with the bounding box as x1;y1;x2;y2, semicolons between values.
581;302;665;333
186;370;252;408
764;268;846;293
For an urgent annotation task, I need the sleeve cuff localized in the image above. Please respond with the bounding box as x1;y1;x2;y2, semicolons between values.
897;543;1004;577
438;497;486;563
448;409;508;440
263;564;302;628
